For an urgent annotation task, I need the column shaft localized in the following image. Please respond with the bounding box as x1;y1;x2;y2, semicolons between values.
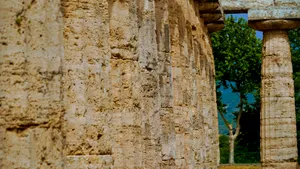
261;30;298;169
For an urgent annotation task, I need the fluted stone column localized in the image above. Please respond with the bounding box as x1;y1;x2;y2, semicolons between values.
250;20;300;169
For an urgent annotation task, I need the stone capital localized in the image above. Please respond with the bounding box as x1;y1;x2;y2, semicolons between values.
247;6;300;31
248;19;300;31
207;22;224;33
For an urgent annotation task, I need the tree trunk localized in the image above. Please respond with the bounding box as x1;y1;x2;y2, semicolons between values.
220;111;240;164
229;132;235;164
219;92;243;164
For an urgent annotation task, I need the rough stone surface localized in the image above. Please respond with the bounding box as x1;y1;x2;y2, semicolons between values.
248;7;300;21
0;0;64;168
260;30;298;169
221;0;300;13
1;0;219;168
249;20;300;31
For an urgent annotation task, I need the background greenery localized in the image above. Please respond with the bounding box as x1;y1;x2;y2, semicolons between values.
290;27;300;162
212;16;300;163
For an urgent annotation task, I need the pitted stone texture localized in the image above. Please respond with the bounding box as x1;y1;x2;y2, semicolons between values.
221;0;300;12
1;0;219;168
221;0;274;12
1;127;63;168
0;0;63;127
167;0;219;167
62;0;115;166
262;162;298;169
66;155;113;169
62;0;218;168
248;7;300;21
260;30;298;169
249;20;300;31
0;0;64;168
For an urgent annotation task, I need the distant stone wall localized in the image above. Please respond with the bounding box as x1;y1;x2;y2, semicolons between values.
0;0;219;168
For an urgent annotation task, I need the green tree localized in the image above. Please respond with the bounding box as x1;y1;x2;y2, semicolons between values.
219;134;230;163
235;91;260;163
289;28;300;162
211;16;262;164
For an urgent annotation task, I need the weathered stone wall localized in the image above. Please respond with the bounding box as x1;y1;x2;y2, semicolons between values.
0;0;219;168
0;0;64;168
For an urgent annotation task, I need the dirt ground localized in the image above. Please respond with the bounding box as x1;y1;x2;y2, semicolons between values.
219;164;300;169
219;164;261;169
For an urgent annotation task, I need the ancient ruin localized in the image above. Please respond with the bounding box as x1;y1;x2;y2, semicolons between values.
222;1;300;168
0;0;299;168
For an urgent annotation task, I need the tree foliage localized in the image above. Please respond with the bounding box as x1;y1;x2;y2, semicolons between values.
289;28;300;115
214;18;299;164
212;16;261;94
289;28;300;162
211;16;262;163
236;91;260;163
219;135;230;163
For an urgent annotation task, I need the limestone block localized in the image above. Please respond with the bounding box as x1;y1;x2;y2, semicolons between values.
112;125;143;168
261;97;296;118
0;0;63;127
160;108;176;162
62;0;114;164
66;155;113;169
220;0;274;13
261;56;292;76
199;2;219;12
249;20;300;31
1;0;219;168
110;60;141;111
261;78;294;97
0;0;64;168
109;0;138;61
275;0;300;7
1;127;63;169
263;123;297;138
64;121;112;156
264;137;297;150
264;147;297;161
262;162;297;169
248;7;300;21
159;67;173;108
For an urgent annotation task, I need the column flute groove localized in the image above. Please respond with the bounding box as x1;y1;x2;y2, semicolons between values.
259;29;298;169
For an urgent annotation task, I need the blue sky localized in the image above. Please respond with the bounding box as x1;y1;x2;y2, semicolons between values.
227;13;263;39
